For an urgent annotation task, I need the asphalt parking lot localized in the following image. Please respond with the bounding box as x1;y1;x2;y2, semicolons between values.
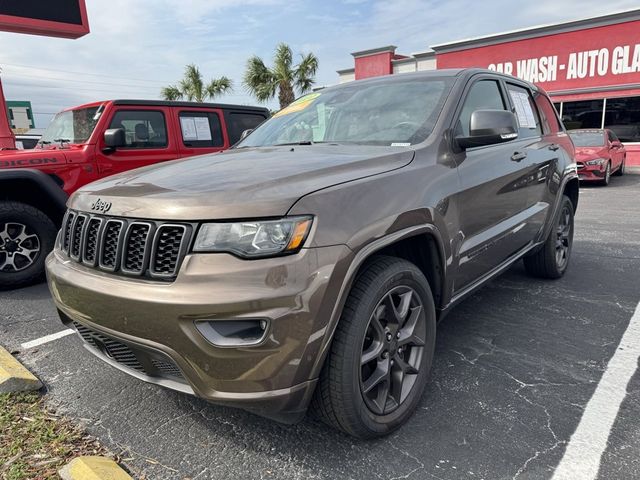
2;174;640;480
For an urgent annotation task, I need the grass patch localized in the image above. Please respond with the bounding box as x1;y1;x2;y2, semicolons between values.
0;392;110;480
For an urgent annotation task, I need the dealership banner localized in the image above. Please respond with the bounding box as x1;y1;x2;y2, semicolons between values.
437;20;640;93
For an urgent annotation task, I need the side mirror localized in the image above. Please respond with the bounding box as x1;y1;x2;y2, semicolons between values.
239;129;253;141
611;140;622;149
103;128;126;149
456;110;518;149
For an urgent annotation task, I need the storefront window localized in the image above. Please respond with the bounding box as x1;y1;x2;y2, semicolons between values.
561;99;604;130
556;96;640;143
604;96;640;143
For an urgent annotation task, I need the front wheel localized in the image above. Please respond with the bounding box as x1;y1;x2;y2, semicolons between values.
613;157;625;176
523;195;574;279
0;202;57;290
312;256;436;439
600;162;611;186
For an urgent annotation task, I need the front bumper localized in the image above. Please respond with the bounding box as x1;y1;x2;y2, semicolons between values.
577;164;606;181
46;244;352;422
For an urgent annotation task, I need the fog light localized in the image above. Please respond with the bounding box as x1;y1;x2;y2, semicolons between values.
195;319;268;347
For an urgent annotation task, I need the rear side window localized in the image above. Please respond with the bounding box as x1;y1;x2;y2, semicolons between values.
109;110;167;148
506;84;542;138
178;111;223;148
225;112;267;145
457;80;506;137
534;92;562;134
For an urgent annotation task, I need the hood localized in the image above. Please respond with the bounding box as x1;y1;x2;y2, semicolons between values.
0;147;68;169
70;145;415;220
575;146;607;162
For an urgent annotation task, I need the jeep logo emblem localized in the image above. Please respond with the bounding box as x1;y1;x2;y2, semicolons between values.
91;199;112;213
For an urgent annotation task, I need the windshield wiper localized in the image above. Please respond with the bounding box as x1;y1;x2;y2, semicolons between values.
273;141;314;146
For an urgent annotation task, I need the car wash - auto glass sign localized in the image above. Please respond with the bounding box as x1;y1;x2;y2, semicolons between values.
0;0;89;39
437;19;640;93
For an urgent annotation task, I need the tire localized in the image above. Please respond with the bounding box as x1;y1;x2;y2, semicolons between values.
613;157;625;176
600;162;611;186
312;255;436;439
523;195;574;279
0;201;57;290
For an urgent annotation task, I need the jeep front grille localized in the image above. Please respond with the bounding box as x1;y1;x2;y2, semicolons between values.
61;211;191;280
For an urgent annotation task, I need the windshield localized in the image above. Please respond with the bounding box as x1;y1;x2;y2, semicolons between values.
238;77;454;148
40;105;103;145
569;131;605;147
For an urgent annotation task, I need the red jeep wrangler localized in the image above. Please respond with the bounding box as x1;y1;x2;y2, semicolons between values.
0;99;269;289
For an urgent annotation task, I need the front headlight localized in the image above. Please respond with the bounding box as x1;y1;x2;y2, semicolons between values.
585;158;606;165
193;216;313;258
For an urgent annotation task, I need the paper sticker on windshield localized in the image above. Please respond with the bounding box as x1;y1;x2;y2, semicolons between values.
273;93;321;118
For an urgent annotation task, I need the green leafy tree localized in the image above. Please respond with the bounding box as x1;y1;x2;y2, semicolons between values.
161;64;233;102
243;43;318;109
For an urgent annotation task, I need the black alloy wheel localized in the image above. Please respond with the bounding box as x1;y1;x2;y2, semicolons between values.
523;195;574;279
360;285;426;415
554;203;572;271
312;255;436;439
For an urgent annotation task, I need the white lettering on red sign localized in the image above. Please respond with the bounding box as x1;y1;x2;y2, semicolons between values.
487;43;640;84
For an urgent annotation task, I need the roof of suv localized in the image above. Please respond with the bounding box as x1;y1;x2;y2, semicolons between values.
325;68;541;92
64;99;270;113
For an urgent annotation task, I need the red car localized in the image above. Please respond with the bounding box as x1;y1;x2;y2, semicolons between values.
569;129;626;186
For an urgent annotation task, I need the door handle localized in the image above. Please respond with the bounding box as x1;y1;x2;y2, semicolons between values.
511;151;527;162
549;143;560;151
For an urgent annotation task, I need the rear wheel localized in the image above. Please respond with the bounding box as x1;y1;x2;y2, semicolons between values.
312;256;436;439
523;195;574;279
0;202;57;290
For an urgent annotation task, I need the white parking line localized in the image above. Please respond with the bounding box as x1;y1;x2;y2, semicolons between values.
552;300;640;480
21;329;75;349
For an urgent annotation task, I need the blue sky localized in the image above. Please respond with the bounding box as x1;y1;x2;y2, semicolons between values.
1;0;639;128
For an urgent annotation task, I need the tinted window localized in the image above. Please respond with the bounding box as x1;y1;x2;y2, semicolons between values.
226;112;267;145
506;84;542;138
457;80;506;137
534;93;562;134
603;96;640;143
178;111;223;148
109;110;167;148
568;131;606;147
562;99;604;130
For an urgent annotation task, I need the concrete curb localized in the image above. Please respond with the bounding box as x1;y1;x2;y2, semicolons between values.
626;166;640;175
0;345;42;393
59;456;133;480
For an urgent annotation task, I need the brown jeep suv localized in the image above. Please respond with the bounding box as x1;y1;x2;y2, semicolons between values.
46;69;578;439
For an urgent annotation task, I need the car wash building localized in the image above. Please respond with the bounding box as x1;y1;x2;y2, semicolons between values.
336;9;640;165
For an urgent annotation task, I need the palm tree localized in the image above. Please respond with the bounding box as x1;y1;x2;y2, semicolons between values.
243;43;318;109
161;64;233;102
